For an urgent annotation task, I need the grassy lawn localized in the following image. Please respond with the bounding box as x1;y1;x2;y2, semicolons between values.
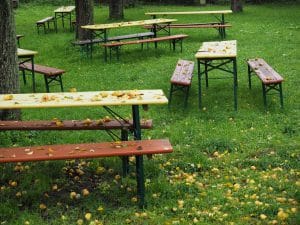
1;2;299;225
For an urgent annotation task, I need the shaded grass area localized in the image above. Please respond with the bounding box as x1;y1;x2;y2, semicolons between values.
1;2;300;225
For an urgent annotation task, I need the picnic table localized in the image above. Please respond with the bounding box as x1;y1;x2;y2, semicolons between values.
81;18;177;60
54;6;75;31
145;10;232;39
0;89;170;207
195;40;238;110
17;48;38;93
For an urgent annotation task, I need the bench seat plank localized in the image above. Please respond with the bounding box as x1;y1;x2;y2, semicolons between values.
144;23;231;29
247;58;284;84
0;119;152;131
37;16;54;24
0;139;172;163
102;34;188;47
19;62;65;76
171;59;194;86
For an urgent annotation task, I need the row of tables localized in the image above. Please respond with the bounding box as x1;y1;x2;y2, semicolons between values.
17;40;237;110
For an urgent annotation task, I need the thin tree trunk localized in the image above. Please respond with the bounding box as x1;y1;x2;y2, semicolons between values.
109;0;124;20
0;0;20;120
75;0;94;40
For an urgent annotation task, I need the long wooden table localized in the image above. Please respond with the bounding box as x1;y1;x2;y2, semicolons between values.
54;6;75;31
145;10;232;39
195;40;237;110
81;18;177;60
17;48;38;93
0;89;168;207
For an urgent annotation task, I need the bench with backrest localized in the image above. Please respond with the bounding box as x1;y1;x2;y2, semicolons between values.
0;138;173;207
36;16;57;34
102;34;188;61
247;58;284;109
72;32;155;58
19;62;65;92
169;59;195;108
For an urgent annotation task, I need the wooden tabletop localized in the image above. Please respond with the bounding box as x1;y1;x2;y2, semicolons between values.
81;18;177;30
54;6;75;13
195;40;237;59
0;90;168;109
17;48;38;57
145;10;232;16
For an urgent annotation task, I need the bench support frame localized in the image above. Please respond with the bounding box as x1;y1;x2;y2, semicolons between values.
247;64;284;109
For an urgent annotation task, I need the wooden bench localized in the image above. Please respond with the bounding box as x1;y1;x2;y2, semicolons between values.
0;139;173;207
144;23;231;39
71;32;155;58
19;62;65;92
36;16;57;34
102;34;189;60
0;118;153;175
247;58;284;109
169;59;195;108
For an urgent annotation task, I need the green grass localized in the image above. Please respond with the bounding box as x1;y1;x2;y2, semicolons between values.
1;2;300;225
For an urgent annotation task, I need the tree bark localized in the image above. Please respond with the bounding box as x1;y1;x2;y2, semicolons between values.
109;0;124;20
75;0;94;40
231;0;243;12
0;0;20;120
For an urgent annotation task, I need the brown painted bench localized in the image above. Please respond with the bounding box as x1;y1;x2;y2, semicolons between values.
247;58;284;109
102;34;189;60
144;23;231;39
36;16;57;34
0;138;173;207
169;59;195;108
19;62;65;92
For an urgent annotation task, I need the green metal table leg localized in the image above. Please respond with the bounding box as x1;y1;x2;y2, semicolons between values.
121;129;129;176
198;59;202;109
132;105;144;208
205;60;209;87
31;56;36;93
233;58;238;111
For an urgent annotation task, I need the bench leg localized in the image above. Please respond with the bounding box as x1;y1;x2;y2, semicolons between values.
59;75;64;92
121;129;129;176
21;69;26;85
262;83;267;110
43;23;46;34
36;24;39;34
44;75;50;93
279;83;283;108
248;64;252;89
184;86;190;108
168;84;174;107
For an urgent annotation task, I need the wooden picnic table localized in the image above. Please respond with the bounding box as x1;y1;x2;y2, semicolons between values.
145;10;232;39
195;40;238;110
54;6;75;31
81;18;177;60
0;89;168;207
17;48;38;93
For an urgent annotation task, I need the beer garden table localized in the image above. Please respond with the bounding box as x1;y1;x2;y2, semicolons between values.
54;6;76;31
195;40;238;110
17;48;38;93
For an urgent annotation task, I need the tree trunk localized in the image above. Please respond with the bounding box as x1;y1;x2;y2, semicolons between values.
0;0;20;120
75;0;94;40
231;0;243;12
109;0;124;20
